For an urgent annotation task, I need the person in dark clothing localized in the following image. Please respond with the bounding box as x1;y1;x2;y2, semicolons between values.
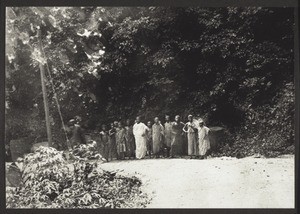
146;121;153;158
108;122;117;160
99;124;110;162
125;119;135;159
116;122;127;160
152;117;164;158
164;115;172;158
68;118;86;148
170;115;185;158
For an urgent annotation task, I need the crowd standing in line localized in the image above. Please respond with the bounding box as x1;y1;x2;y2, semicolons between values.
67;114;211;162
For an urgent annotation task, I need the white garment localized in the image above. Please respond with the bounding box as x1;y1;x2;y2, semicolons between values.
185;122;197;156
198;126;210;156
133;122;148;159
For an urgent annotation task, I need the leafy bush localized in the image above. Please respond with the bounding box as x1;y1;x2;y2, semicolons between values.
6;146;150;208
70;142;104;161
211;83;294;158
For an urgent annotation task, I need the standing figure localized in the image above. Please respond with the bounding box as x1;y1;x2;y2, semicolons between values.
164;115;172;157
99;124;110;162
133;116;149;159
152;117;164;158
112;121;120;158
116;122;127;160
183;115;197;159
198;120;210;159
108;122;117;161
146;121;153;158
68;118;86;148
170;115;185;158
125;119;135;159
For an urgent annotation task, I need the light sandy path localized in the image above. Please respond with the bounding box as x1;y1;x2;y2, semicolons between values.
100;155;294;208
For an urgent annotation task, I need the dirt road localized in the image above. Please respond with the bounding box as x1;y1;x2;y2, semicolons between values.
100;155;294;208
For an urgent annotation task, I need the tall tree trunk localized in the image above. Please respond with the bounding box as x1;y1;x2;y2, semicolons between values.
37;28;52;147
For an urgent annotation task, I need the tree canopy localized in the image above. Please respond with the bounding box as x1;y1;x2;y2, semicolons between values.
5;7;295;156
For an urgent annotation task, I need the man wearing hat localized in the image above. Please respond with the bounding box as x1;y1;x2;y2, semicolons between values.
197;120;210;159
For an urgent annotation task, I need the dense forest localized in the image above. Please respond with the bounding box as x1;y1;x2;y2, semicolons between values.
5;7;295;158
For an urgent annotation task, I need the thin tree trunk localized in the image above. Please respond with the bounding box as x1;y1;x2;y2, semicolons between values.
37;28;52;147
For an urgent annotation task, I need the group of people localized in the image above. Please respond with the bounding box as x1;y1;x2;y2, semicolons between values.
132;115;211;160
68;114;211;162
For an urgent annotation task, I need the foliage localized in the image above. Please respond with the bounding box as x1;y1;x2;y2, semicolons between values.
70;142;104;161
213;82;295;158
6;146;150;208
5;7;295;157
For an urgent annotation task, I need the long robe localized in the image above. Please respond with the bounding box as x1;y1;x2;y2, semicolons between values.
164;122;172;147
116;128;126;154
146;127;152;153
100;130;109;160
125;125;135;157
198;126;210;156
133;122;148;159
152;123;164;154
108;128;117;159
170;121;185;156
184;122;197;156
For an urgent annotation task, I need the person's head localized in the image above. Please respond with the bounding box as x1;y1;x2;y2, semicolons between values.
126;119;131;126
165;115;170;122
110;122;114;129
118;121;123;128
147;121;151;127
75;116;82;124
101;124;107;131
136;116;141;123
113;121;119;127
154;117;159;124
175;115;180;122
199;121;204;127
188;114;193;122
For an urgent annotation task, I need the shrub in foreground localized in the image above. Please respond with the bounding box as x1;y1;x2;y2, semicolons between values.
6;146;150;208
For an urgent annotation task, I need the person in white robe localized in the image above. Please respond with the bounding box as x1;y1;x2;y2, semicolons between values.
183;115;197;159
133;116;148;159
197;120;210;159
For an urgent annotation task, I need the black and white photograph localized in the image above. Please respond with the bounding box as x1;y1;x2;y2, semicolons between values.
4;5;297;209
